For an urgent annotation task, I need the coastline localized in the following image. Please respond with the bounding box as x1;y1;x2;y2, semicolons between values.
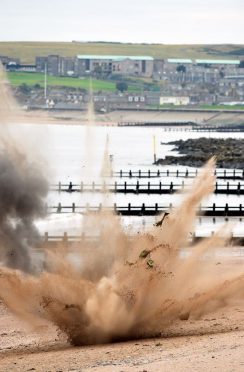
3;107;244;126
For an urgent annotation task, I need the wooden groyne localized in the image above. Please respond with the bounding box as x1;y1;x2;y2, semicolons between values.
100;169;244;180
40;231;244;247
191;125;244;132
118;121;244;131
118;121;194;127
46;203;244;217
162;126;244;132
52;181;244;195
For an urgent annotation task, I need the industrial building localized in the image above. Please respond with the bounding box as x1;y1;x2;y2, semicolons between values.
76;55;154;77
35;54;154;78
36;55;62;75
33;54;244;83
195;59;240;66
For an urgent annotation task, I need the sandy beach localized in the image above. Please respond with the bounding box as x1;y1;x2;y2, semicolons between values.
0;299;244;372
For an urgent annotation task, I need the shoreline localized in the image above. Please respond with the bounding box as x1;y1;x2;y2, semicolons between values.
3;107;244;126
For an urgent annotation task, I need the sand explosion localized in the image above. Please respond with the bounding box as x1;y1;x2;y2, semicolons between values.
0;65;243;346
0;157;244;346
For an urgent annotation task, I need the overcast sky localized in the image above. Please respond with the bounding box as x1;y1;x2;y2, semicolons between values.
0;0;243;44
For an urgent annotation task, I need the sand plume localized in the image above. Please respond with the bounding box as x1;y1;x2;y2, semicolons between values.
0;63;22;124
1;159;244;345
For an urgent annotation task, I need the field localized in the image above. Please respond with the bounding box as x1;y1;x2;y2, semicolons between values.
0;42;244;64
7;71;139;92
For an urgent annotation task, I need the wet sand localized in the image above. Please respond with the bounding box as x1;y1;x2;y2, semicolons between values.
1;301;244;372
6;108;244;126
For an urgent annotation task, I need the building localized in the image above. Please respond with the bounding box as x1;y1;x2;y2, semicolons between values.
36;55;60;75
157;58;243;85
195;59;240;66
47;55;60;76
76;55;154;77
6;63;36;72
36;56;47;72
0;55;20;66
60;57;76;76
163;59;193;71
160;96;190;106
36;55;76;76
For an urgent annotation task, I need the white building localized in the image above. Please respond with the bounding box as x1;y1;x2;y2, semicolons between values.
160;96;190;106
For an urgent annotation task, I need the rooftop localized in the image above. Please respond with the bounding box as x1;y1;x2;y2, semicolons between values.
225;75;244;79
77;55;154;61
195;59;240;65
167;59;193;64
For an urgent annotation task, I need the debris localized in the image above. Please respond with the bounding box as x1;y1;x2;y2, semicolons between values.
147;259;154;268
179;312;190;321
139;250;150;258
154;212;170;227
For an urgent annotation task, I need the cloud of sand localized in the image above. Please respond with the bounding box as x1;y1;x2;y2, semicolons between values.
0;65;244;346
1;160;244;346
0;63;22;124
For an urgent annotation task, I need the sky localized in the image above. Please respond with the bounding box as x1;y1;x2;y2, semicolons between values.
0;0;243;44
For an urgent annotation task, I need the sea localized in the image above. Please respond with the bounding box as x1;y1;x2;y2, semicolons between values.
8;123;244;239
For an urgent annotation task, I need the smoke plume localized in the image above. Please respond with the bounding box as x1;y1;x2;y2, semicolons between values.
0;64;49;272
0;144;48;272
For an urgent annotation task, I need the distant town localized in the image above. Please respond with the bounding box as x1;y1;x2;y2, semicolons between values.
1;53;244;112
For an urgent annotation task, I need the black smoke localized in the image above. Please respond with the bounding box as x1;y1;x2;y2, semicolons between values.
0;146;48;272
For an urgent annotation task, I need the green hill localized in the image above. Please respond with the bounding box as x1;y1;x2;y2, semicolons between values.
0;42;243;64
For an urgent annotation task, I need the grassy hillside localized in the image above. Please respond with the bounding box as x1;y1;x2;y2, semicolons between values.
7;72;139;92
0;42;243;64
